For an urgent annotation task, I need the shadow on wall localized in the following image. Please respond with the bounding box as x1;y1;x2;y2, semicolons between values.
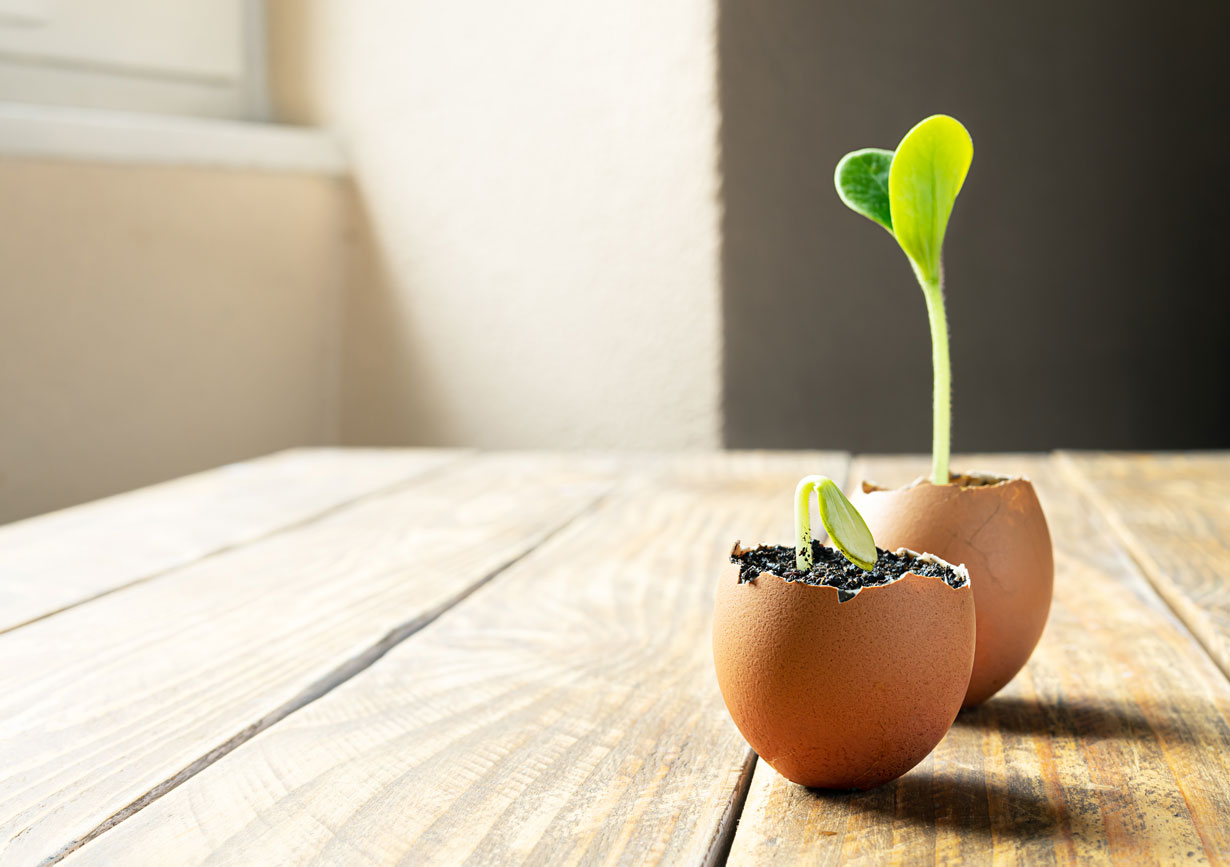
340;181;455;446
718;0;1230;452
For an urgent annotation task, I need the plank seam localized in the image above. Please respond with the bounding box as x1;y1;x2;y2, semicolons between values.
709;453;853;865
704;750;758;867
39;483;614;866
1054;451;1230;685
0;452;471;639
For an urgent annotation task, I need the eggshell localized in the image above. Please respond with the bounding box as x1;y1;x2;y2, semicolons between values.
712;557;975;790
854;474;1053;707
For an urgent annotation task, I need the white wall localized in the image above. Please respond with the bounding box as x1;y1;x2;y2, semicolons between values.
269;0;724;448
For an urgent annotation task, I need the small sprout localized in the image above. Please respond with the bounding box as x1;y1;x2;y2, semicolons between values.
835;115;974;485
795;475;877;572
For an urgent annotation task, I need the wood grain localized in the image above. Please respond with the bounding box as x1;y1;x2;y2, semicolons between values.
64;452;848;866
0;452;619;865
727;454;1230;865
1058;451;1230;682
0;447;459;633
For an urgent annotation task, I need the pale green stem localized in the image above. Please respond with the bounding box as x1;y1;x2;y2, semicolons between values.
795;475;822;571
918;273;951;485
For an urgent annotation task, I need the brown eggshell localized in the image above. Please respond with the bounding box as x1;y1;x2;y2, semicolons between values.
712;558;974;790
853;474;1053;707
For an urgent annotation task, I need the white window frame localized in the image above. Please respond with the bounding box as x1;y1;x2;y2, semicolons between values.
0;0;268;121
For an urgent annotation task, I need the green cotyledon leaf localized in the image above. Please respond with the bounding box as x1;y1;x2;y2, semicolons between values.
834;147;895;232
796;475;877;572
887;114;973;285
814;477;877;571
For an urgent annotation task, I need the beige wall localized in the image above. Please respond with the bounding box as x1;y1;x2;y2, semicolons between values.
269;0;724;449
0;159;344;523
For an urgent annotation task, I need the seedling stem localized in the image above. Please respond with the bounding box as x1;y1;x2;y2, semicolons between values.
919;273;951;484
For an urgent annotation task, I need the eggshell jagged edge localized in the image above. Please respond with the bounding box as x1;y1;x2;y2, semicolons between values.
862;470;1027;493
727;541;970;601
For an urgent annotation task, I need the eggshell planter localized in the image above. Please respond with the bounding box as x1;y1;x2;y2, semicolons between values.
712;545;975;790
853;473;1053;708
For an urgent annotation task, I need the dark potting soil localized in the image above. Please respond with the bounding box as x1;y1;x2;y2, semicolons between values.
730;541;968;603
861;471;1013;496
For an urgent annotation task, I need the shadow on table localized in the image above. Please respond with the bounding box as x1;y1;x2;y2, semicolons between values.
789;694;1204;846
953;695;1188;744
804;773;1072;842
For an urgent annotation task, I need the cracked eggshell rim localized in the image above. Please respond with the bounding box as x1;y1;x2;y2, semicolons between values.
727;541;971;601
862;470;1024;492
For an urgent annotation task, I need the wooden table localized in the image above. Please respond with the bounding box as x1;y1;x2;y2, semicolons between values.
1;449;1227;865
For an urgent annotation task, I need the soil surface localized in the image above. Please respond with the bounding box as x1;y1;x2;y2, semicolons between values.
862;470;1014;494
948;471;1012;489
731;541;968;603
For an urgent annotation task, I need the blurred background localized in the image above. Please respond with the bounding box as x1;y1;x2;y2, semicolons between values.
1;1;1227;524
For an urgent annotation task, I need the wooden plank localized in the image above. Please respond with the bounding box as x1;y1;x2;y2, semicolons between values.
0;447;460;633
1058;451;1230;682
0;452;621;865
62;452;848;866
727;454;1230;865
